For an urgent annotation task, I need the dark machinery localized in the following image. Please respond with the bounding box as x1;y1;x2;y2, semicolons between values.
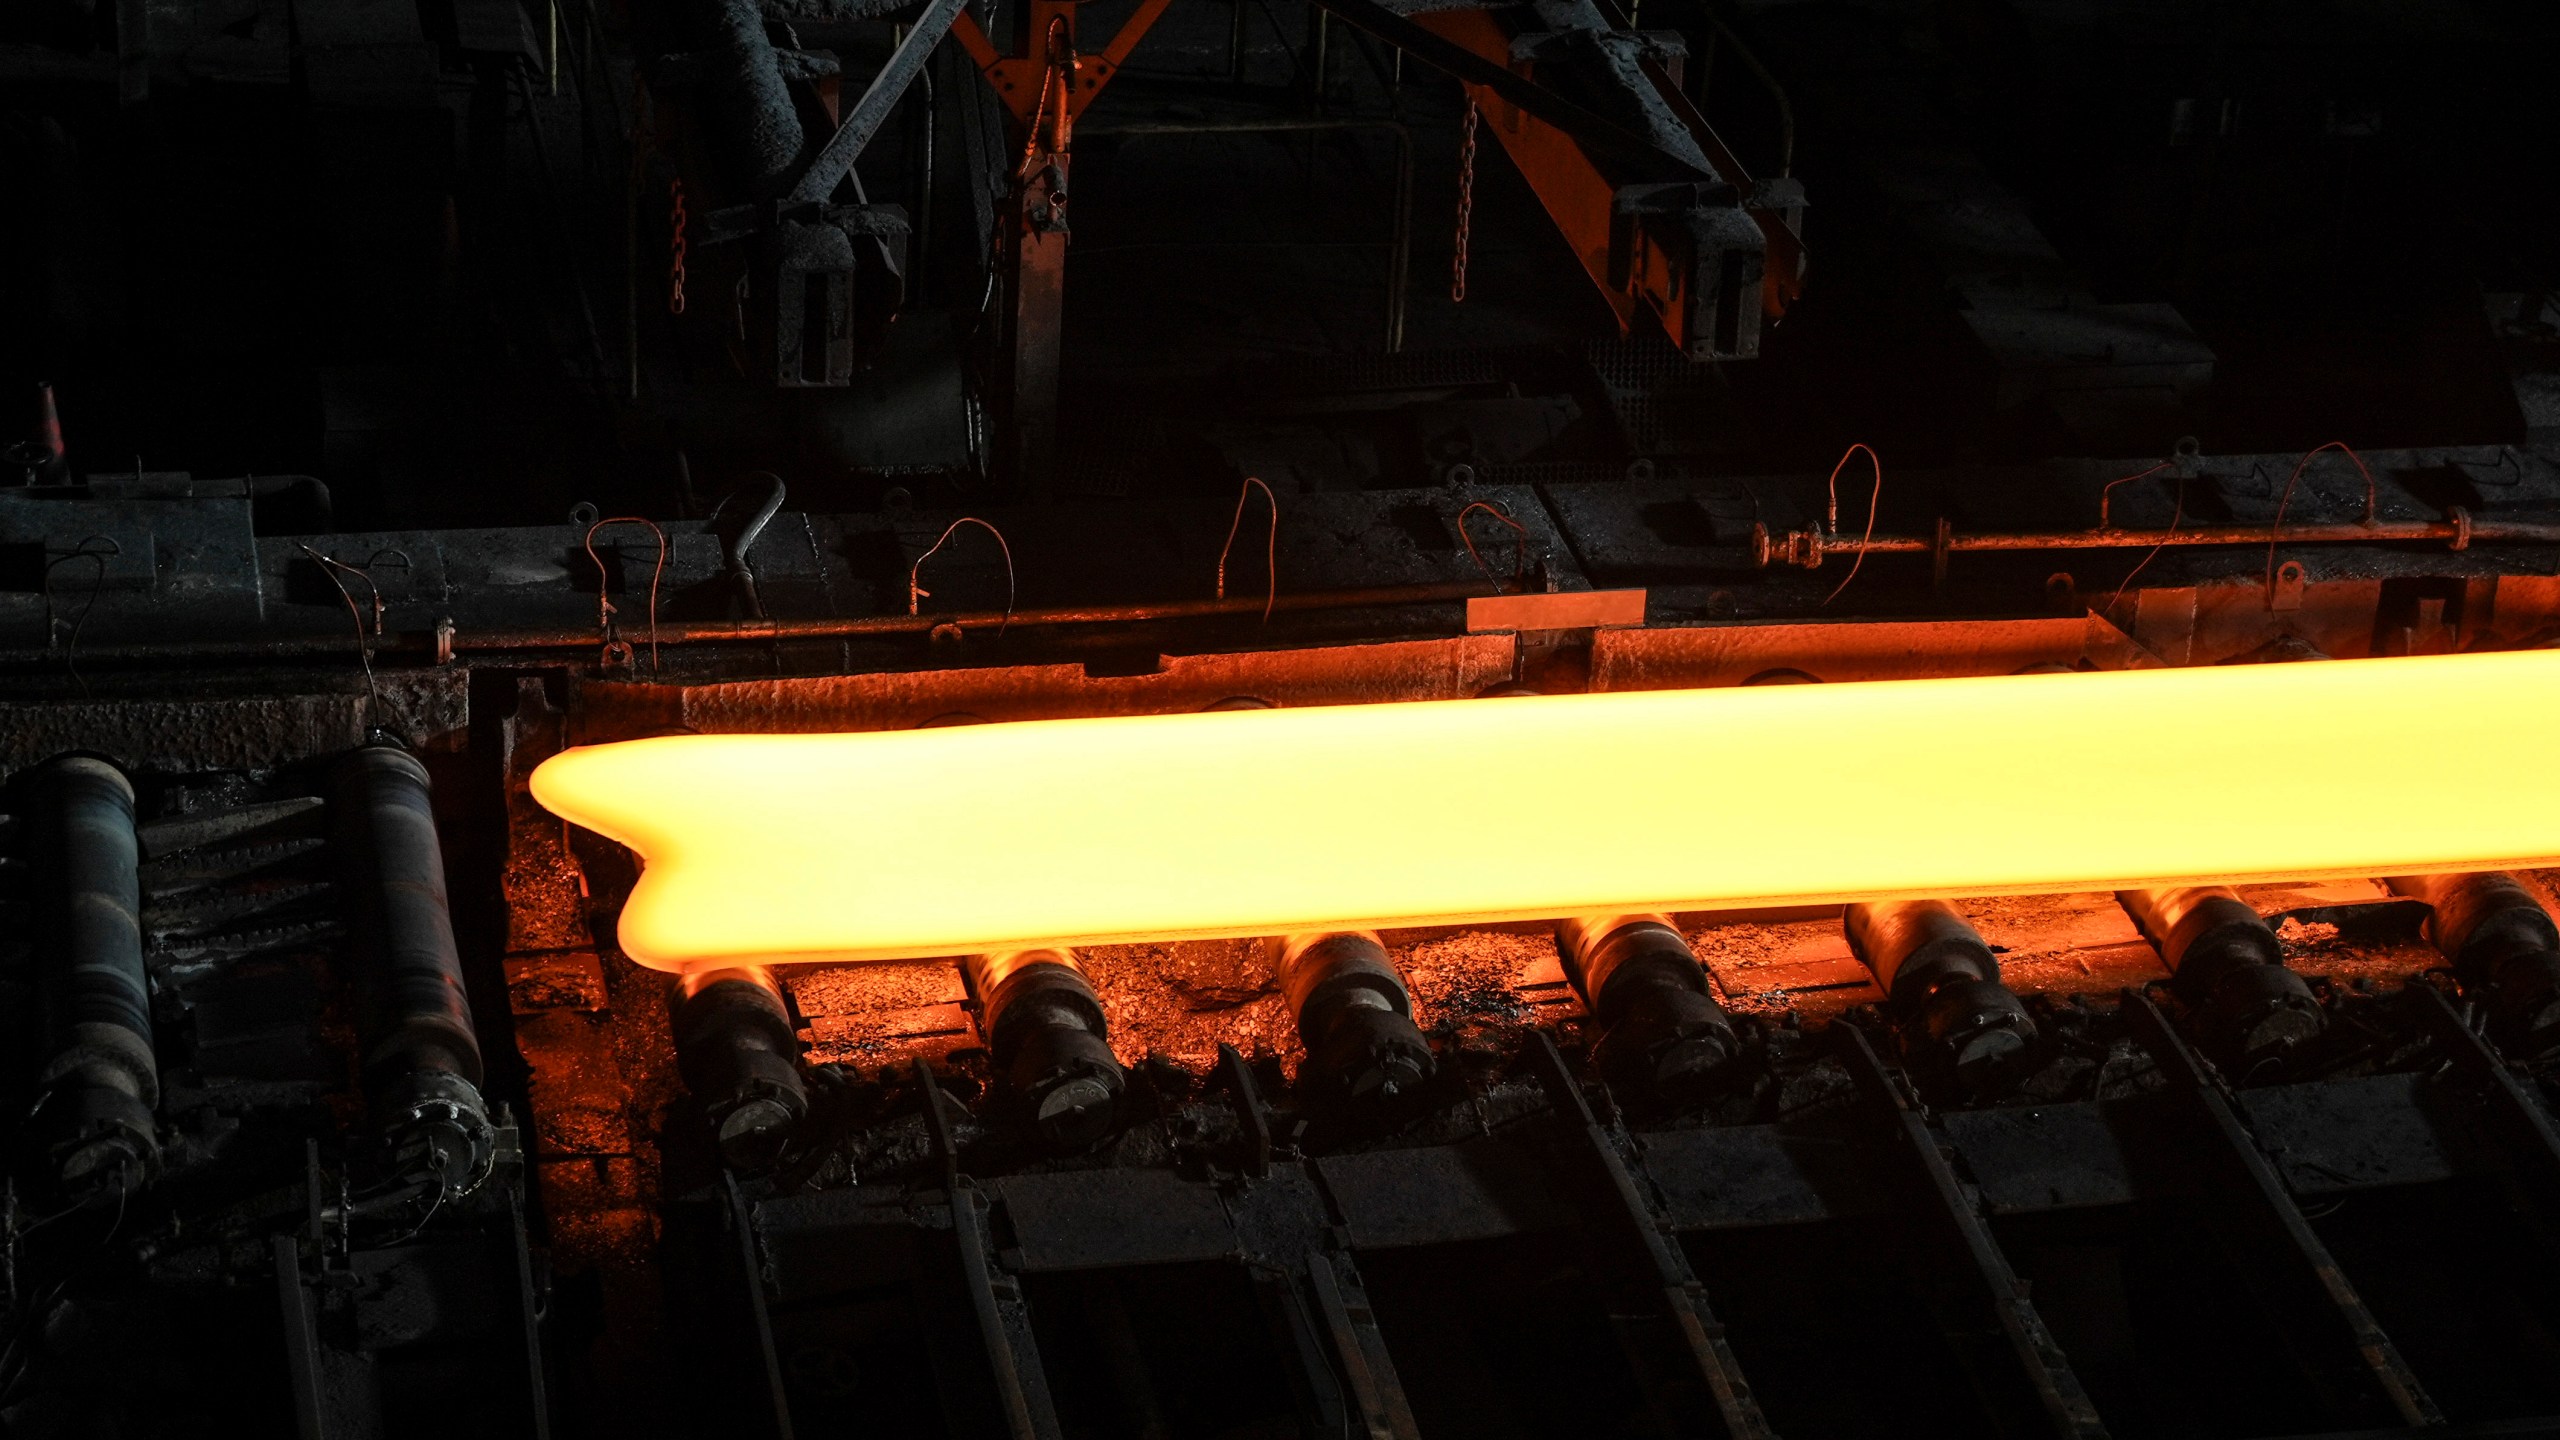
25;756;159;1201
672;965;812;1167
9;0;2560;1433
2117;885;2324;1073
959;946;1123;1147
333;743;498;1196
1841;899;2036;1093
1269;930;1434;1105
2390;871;2560;1061
1553;913;1736;1096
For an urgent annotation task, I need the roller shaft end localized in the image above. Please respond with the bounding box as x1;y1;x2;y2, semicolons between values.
1843;902;2037;1090
1554;917;1737;1096
1269;934;1435;1105
962;949;1125;1150
2118;888;2321;1070
2388;873;2560;1060
674;968;809;1169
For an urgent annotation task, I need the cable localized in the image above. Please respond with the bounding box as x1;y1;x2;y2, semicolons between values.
41;536;118;700
1455;501;1530;593
1820;444;1883;607
1215;477;1280;622
299;544;382;731
2265;441;2379;601
303;549;386;636
909;517;1017;635
2105;475;2187;623
583;516;669;672
1823;442;1879;533
2096;460;2173;530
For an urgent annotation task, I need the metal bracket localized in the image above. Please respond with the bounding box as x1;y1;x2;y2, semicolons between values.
786;0;974;206
2120;992;2441;1429
1466;588;1647;633
2271;559;2307;612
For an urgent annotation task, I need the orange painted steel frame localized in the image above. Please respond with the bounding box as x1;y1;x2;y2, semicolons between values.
951;0;1173;492
534;649;2560;973
1408;7;1804;352
950;0;1175;130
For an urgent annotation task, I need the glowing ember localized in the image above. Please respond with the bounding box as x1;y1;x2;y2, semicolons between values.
531;650;2560;972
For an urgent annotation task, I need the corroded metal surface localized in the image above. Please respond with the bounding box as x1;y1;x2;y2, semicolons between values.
0;669;466;771
580;634;1522;736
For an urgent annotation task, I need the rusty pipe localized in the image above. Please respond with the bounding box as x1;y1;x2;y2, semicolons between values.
2117;886;2321;1069
1754;514;2557;569
0;579;1503;671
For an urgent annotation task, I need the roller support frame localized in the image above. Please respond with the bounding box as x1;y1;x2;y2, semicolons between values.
334;744;498;1197
960;948;1124;1150
673;967;810;1169
1268;933;1435;1106
2117;886;2321;1071
1841;900;2037;1091
1552;915;1738;1096
28;755;159;1200
2387;872;2560;1059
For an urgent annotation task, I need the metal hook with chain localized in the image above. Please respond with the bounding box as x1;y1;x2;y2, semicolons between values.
1451;98;1479;303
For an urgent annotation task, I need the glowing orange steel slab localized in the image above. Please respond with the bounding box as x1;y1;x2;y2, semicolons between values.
531;649;2560;972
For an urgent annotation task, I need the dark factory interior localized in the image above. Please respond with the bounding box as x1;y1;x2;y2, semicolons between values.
9;0;2560;1435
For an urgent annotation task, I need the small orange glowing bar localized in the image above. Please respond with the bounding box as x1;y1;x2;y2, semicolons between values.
531;649;2560;973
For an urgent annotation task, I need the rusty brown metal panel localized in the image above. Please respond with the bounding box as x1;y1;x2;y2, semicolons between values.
2487;573;2560;647
0;669;466;772
1587;616;2096;689
1467;588;1648;632
578;634;1521;736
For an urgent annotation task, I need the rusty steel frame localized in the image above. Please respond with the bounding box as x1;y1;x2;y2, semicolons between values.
951;0;1177;498
562;613;2157;741
1757;515;2560;568
1318;0;1804;358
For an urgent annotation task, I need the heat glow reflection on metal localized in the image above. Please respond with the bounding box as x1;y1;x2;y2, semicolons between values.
530;649;2560;973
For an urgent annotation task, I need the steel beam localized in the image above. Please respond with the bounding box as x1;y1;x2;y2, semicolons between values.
917;1060;1065;1439
789;0;974;205
1222;1108;1427;1439
1314;0;1803;360
1834;1024;2108;1439
1525;1032;1772;1439
2120;992;2441;1430
2405;983;2560;1225
951;0;1175;496
721;1172;799;1440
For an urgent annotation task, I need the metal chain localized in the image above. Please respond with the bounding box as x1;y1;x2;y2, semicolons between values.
667;177;688;315
1451;98;1479;303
